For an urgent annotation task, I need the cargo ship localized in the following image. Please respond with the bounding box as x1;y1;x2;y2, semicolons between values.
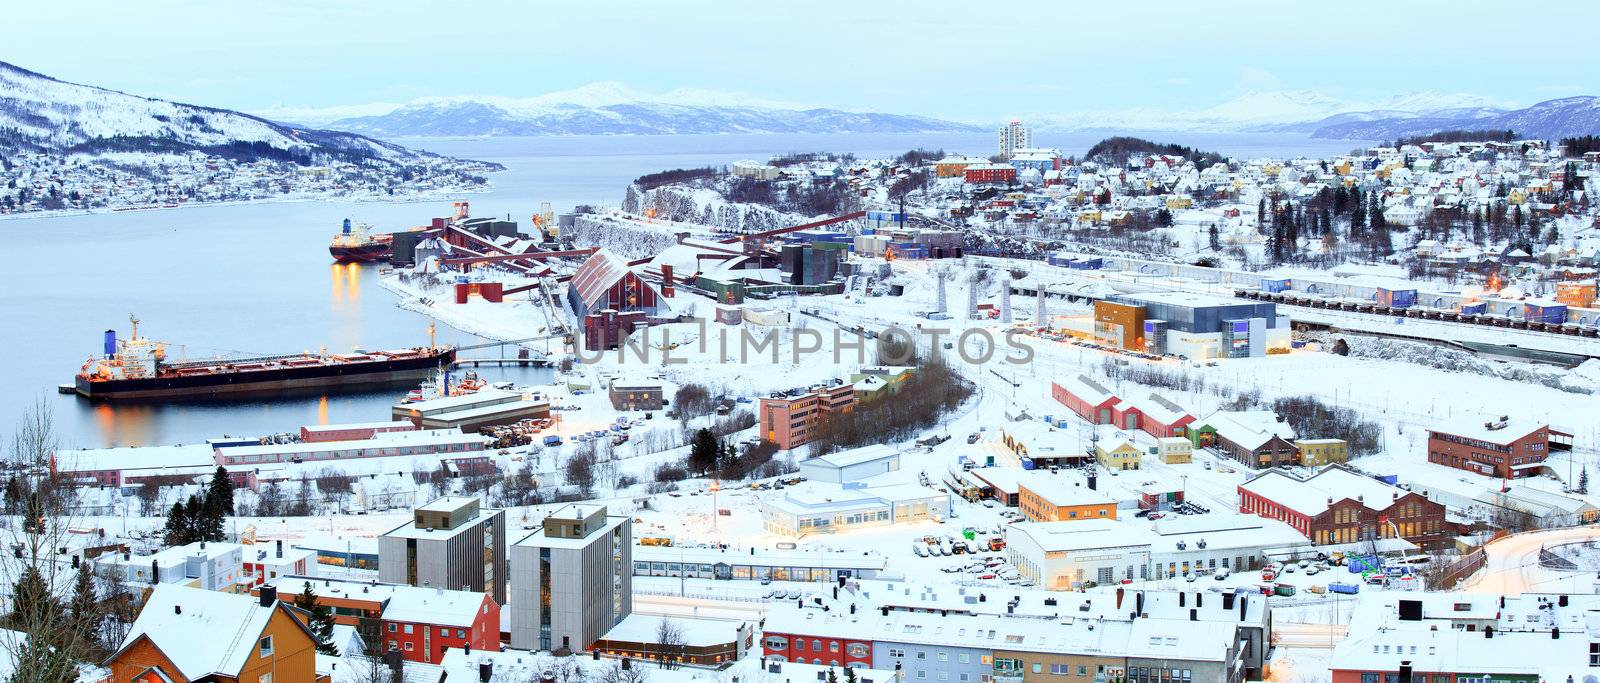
74;317;454;401
329;219;393;262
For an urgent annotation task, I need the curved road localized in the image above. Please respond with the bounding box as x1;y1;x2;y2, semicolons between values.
1458;525;1600;595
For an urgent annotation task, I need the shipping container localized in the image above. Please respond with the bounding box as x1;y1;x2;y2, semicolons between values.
1328;582;1360;595
1459;302;1487;315
1020;457;1036;471
1523;301;1568;324
1375;287;1418;309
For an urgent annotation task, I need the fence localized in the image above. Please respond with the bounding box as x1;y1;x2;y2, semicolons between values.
1435;546;1489;589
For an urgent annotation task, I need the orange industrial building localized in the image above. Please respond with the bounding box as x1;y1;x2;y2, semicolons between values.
1092;300;1147;350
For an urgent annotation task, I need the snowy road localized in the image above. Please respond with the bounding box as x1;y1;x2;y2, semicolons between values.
1457;525;1600;595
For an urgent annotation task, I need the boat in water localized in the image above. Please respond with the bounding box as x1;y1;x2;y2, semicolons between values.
401;369;488;403
74;316;454;401
329;218;393;262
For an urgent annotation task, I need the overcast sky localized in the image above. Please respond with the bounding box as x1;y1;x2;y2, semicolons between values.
5;0;1597;121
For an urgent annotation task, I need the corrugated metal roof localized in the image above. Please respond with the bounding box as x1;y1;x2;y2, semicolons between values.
569;249;633;309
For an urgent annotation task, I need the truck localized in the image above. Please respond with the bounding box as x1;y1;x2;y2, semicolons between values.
542;435;563;446
1328;582;1360;595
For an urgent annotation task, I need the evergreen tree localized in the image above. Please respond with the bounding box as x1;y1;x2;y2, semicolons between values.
207;466;235;518
294;581;340;655
1471;210;1485;243
1349;188;1365;237
7;565;59;630
1207;224;1221;251
1256;198;1266;229
827;668;840;683
1333;185;1348;215
687;428;720;475
845;666;859;683
185;494;215;542
69;561;101;658
1579;466;1589;495
164;499;192;546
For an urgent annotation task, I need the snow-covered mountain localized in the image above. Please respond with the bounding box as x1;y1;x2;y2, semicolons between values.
263;83;980;137
1031;90;1520;134
1310;96;1600;140
0;59;455;165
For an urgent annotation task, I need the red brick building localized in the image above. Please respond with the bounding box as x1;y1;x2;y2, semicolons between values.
1238;465;1450;550
759;382;857;450
1426;416;1564;479
963;163;1018;184
760;629;873;668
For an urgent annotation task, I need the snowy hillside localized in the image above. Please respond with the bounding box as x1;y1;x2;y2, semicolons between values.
0;59;500;215
0;59;459;165
261;82;980;137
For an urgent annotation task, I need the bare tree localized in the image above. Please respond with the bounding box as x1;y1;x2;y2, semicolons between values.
595;661;650;683
565;446;598;495
655;618;686;669
2;398;104;682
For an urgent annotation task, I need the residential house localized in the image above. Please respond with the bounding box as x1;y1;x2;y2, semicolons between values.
105;584;329;683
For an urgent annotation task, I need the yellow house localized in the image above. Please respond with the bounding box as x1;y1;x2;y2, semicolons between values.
1077;209;1102;223
1295;439;1348;466
1165;195;1193;210
1333;160;1353;175
1153;436;1191;464
1507;188;1528;205
1095;439;1142;471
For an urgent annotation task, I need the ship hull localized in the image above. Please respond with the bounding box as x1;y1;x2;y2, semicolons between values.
75;350;454;401
330;243;391;262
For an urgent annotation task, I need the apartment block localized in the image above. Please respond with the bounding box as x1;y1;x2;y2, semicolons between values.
509;504;632;653
759;381;856;450
379;496;507;605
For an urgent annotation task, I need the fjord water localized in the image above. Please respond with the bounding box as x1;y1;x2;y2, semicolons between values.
0;132;1369;448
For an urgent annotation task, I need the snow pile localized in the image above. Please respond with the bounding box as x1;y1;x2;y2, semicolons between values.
1329;335;1596;395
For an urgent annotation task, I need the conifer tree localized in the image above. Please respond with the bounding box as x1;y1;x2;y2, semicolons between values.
294;581;341;655
164;499;191;546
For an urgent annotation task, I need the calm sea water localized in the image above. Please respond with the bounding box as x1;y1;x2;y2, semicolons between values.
0;131;1370;448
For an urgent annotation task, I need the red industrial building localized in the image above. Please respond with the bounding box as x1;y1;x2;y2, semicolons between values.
1050;375;1119;424
1238;465;1450;550
454;281;504;303
1426;416;1566;479
567;250;664;319
300;420;418;443
1119;393;1194;438
583;309;650;351
963;163;1018;184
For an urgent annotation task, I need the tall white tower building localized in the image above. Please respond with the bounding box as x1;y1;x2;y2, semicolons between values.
998;118;1032;159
